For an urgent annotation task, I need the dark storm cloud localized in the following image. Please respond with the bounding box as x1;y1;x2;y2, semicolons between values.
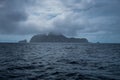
0;0;120;42
0;0;120;35
0;0;28;34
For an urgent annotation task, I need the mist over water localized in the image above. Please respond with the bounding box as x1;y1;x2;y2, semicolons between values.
0;43;120;80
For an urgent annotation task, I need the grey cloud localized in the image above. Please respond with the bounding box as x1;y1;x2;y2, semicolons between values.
0;0;120;43
52;13;86;36
60;0;95;12
52;0;120;37
85;0;120;17
6;12;27;22
0;0;28;34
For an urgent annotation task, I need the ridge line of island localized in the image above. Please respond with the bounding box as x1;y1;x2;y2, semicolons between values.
19;33;91;43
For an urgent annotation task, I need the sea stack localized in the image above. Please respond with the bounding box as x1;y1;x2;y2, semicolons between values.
18;40;27;43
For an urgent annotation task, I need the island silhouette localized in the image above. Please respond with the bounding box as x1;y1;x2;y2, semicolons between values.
19;33;89;43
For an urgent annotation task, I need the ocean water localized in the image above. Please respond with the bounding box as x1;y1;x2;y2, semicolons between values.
0;43;120;80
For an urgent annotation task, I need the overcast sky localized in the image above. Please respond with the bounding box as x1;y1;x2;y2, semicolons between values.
0;0;120;43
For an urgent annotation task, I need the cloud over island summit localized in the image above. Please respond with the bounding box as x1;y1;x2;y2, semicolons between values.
0;0;120;43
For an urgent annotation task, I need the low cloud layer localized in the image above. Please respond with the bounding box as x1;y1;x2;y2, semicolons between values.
0;0;120;42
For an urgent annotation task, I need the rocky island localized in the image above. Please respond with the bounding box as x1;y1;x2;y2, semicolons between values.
18;40;27;43
30;33;89;43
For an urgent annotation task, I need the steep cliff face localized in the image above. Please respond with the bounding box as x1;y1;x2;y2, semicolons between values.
30;33;89;43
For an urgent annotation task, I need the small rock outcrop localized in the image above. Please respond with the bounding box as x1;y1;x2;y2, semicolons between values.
30;33;89;43
18;40;27;43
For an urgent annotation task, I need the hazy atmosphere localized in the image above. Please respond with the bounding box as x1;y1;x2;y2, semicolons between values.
0;0;120;43
0;1;120;80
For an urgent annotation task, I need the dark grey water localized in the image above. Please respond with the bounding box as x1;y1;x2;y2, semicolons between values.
0;43;120;80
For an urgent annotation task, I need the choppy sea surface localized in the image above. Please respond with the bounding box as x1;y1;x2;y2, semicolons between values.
0;43;120;80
